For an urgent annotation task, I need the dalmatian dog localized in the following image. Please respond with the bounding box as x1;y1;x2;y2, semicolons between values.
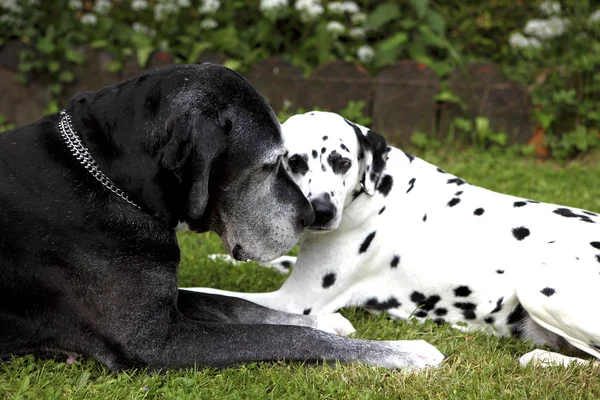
188;111;600;367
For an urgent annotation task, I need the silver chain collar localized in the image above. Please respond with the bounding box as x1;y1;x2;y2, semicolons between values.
58;110;141;209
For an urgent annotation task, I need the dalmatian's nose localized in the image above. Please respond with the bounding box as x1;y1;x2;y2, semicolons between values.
310;194;336;226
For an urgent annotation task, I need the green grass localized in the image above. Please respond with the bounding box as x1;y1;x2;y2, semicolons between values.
3;149;600;399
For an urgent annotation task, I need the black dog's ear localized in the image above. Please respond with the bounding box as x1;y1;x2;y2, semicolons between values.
162;113;228;220
345;119;387;195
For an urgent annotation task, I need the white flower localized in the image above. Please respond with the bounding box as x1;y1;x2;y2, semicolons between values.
93;0;111;15
539;1;560;16
295;0;324;21
0;14;16;25
132;22;156;36
260;0;288;12
328;1;344;13
349;27;365;38
590;10;600;23
131;0;148;10
200;18;218;29
68;0;82;10
328;1;358;14
524;17;568;40
341;1;359;14
0;0;21;12
177;0;191;7
326;21;345;34
508;32;541;49
80;13;98;25
351;12;366;24
198;0;220;14
154;2;177;21
356;45;374;62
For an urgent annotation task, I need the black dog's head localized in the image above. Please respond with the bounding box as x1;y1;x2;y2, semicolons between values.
66;64;314;261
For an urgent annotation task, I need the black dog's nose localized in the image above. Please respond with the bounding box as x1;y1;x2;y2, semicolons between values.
299;202;315;228
311;196;336;226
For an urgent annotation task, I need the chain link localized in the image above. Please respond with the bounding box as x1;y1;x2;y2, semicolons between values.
58;110;141;209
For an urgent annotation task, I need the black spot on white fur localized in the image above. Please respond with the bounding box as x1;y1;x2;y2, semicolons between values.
453;302;477;320
402;150;414;163
541;287;556;297
311;150;317;158
322;273;336;288
454;286;472;297
365;297;401;311
496;269;504;274
491;297;503;313
512;226;530;241
507;303;527;337
390;255;400;268
434;308;447;316
591;241;600;250
474;208;485;216
340;143;349;152
410;292;441;311
513;201;527;207
436;168;447;173
322;135;328;141
377;175;393;196
447;178;466;186
553;207;595;223
303;308;311;315
280;260;292;269
422;214;427;222
447;197;461;207
406;178;415;194
484;317;495;324
379;206;386;215
359;231;376;254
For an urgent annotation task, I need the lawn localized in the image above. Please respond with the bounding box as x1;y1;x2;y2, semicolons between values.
3;149;600;399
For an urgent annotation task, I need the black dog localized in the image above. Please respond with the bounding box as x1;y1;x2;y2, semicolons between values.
0;64;443;371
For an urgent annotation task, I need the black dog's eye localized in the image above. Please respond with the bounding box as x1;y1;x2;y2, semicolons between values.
263;158;280;171
287;154;309;175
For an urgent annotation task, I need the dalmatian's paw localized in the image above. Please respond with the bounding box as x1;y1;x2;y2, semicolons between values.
519;349;592;367
315;313;356;336
365;340;445;371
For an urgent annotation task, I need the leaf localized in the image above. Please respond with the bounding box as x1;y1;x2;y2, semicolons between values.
188;42;212;63
426;9;446;35
418;25;445;48
136;46;154;68
409;0;430;19
37;37;55;54
366;3;401;31
76;371;90;389
91;39;108;49
223;59;242;71
58;70;74;83
48;60;60;73
106;60;122;73
65;47;84;64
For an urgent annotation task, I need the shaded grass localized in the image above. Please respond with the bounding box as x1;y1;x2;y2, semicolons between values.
3;149;600;399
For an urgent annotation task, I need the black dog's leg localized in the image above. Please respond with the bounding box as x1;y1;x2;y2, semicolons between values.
178;289;316;327
135;311;443;371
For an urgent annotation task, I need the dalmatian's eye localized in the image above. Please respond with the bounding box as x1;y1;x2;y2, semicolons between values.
337;158;351;172
288;154;309;175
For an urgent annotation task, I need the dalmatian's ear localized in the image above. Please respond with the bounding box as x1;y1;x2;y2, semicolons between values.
345;119;388;196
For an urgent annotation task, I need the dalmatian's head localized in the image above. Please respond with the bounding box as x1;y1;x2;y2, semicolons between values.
282;111;387;232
